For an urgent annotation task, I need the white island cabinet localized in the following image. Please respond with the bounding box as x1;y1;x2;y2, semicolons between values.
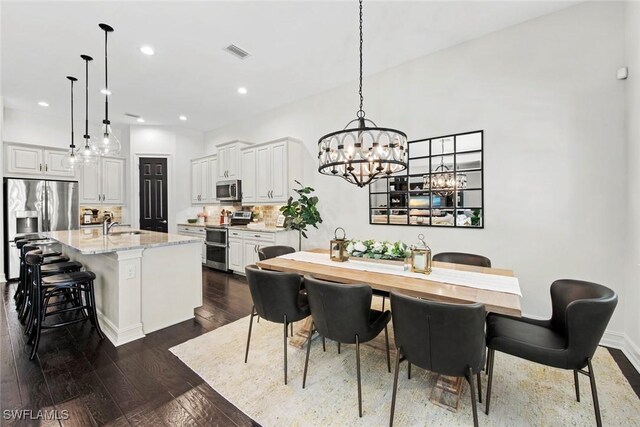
44;228;203;346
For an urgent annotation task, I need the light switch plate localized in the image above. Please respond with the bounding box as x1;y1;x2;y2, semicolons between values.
617;67;628;80
126;265;136;279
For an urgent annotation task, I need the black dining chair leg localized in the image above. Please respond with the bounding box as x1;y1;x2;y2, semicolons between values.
381;295;385;311
574;370;580;402
322;336;326;352
384;325;391;373
356;334;362;418
244;307;256;363
302;322;314;389
389;348;401;427
337;342;341;354
408;362;412;379
477;372;482;403
290;322;294;337
586;358;602;427
485;348;495;415
283;315;288;385
467;367;479;427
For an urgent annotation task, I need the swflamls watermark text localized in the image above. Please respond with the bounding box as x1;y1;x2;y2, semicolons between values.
3;409;70;420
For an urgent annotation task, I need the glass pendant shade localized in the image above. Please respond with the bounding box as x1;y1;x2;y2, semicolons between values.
77;140;99;165
97;124;121;156
61;148;80;170
77;54;99;165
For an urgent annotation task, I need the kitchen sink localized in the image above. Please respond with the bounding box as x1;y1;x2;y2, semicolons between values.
110;231;144;236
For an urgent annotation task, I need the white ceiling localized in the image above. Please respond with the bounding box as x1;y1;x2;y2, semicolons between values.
2;1;576;132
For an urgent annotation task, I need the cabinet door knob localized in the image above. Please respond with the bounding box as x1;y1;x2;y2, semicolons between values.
39;163;42;171
45;164;48;172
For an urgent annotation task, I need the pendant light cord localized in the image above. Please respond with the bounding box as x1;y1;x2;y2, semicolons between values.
70;79;75;149
357;0;365;119
84;56;91;141
103;29;109;125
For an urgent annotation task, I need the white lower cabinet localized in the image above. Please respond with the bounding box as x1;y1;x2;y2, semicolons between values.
228;238;244;271
227;229;296;275
177;225;206;264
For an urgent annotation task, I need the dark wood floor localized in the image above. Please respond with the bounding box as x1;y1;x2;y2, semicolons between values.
2;267;639;426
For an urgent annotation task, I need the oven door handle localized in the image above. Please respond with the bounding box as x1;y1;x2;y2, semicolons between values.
204;242;227;248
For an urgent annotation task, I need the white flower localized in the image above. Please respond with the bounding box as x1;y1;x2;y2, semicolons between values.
372;241;384;253
354;241;367;253
385;242;394;253
346;242;355;254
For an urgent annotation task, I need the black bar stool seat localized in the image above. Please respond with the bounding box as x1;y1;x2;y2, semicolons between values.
42;255;70;264
42;271;96;287
41;261;83;276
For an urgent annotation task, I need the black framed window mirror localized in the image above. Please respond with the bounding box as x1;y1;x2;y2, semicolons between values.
369;130;483;228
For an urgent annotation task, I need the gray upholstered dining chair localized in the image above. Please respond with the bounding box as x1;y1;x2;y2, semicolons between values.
389;291;486;427
302;276;391;418
244;264;310;385
432;252;492;268
258;245;296;261
485;279;617;427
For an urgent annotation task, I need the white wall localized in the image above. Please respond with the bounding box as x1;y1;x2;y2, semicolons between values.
625;1;640;366
128;126;204;234
205;2;628;335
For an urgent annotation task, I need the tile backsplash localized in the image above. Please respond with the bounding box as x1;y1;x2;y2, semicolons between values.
183;204;283;226
80;206;123;225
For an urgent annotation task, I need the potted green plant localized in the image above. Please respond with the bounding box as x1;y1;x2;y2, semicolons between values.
280;181;323;250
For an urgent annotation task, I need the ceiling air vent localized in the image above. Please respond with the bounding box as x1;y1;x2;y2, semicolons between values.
224;44;250;60
124;112;141;119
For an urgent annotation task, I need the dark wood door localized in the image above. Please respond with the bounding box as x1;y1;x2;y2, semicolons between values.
139;157;168;233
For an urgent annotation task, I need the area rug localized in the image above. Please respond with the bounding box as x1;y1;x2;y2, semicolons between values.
170;316;640;426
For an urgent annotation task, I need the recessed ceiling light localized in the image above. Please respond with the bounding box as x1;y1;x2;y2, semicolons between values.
37;101;49;107
140;46;155;56
237;87;247;95
100;88;111;95
179;115;187;121
137;118;145;123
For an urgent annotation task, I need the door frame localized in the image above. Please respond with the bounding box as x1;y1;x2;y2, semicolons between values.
131;153;173;233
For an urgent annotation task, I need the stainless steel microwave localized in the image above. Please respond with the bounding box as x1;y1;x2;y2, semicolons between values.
216;180;242;202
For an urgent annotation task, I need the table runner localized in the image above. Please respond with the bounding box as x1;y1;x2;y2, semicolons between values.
278;251;522;296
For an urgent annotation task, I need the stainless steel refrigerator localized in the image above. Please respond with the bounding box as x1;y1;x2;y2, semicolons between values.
3;178;79;280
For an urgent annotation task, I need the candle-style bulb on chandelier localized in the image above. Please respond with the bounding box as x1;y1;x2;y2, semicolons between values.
317;0;408;187
96;23;121;156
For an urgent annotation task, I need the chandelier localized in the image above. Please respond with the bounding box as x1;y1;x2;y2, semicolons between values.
317;0;407;188
425;140;467;196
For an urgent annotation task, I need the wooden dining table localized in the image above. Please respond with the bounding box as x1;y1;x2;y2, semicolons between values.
256;248;522;412
256;248;521;317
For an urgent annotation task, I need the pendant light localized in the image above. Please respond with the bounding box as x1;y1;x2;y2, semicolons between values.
96;23;121;156
76;54;99;165
61;76;79;171
317;0;407;188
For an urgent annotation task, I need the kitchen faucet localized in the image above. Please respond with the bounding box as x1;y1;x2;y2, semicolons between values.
103;217;120;235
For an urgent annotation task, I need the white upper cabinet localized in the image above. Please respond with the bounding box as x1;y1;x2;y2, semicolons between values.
208;156;218;203
102;158;125;204
43;150;75;177
191;155;218;205
79;157;125;205
240;148;256;203
215;141;252;180
240;138;302;205
5;143;74;178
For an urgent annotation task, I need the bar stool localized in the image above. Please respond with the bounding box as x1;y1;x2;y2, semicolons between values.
24;250;104;360
16;241;68;322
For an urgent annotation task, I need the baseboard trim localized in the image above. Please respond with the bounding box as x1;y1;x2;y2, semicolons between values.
97;310;145;347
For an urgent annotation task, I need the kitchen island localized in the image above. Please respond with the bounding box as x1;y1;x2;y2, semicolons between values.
44;228;203;346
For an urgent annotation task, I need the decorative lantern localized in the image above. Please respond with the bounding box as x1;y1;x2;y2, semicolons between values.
410;234;432;274
330;227;349;262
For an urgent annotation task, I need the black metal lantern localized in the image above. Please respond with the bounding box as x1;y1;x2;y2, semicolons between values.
330;227;349;262
317;0;408;188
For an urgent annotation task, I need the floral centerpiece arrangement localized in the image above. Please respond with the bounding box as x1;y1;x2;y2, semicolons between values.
346;239;411;261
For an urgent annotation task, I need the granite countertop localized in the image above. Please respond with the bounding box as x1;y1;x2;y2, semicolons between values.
44;227;201;255
177;223;289;233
